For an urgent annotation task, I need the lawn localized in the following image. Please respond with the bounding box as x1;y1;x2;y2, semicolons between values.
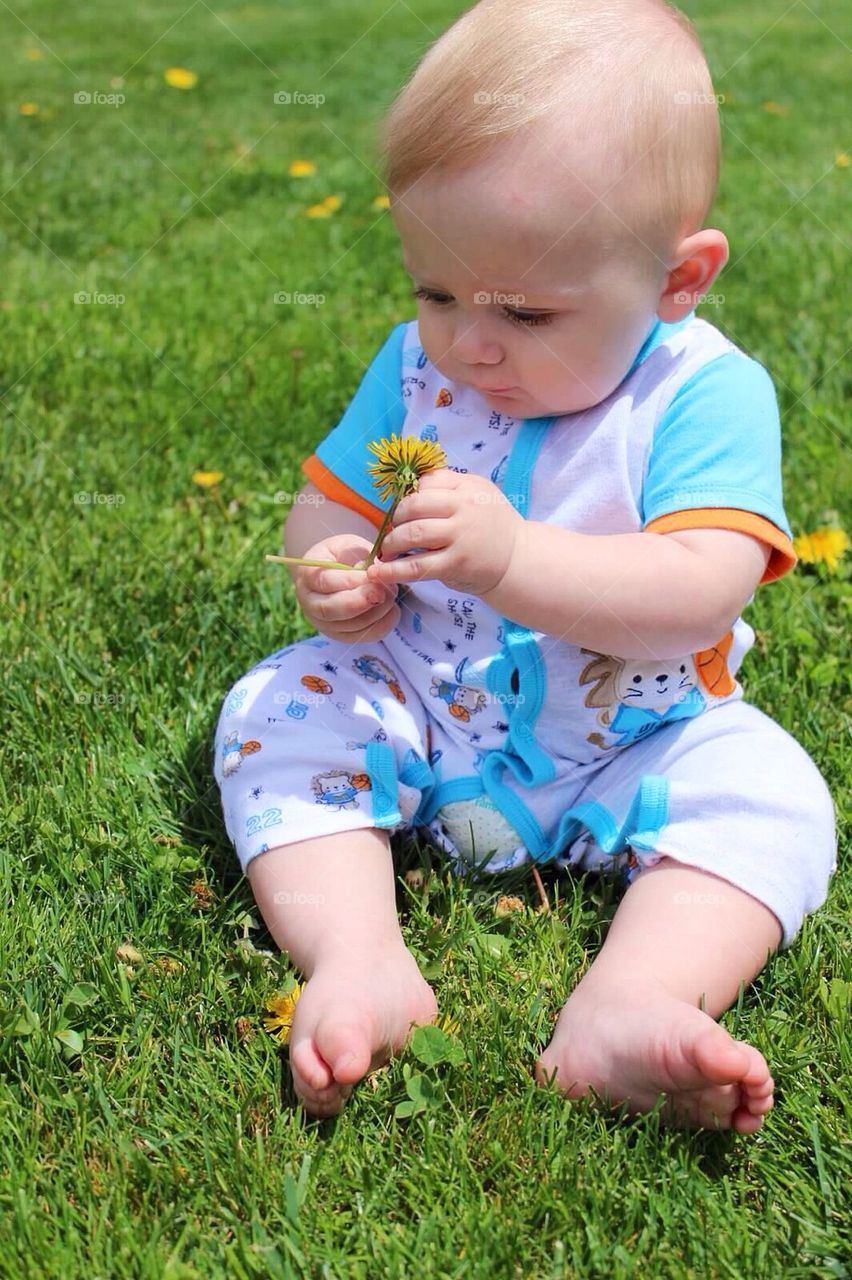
1;0;849;1276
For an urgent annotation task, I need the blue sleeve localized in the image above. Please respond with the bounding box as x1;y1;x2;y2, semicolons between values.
641;352;793;539
307;322;408;514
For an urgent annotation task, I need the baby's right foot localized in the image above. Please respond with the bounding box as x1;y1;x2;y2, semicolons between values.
287;940;437;1117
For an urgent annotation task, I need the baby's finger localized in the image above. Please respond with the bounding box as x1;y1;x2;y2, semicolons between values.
366;551;442;585
322;603;401;644
310;562;369;594
326;597;400;635
304;581;392;625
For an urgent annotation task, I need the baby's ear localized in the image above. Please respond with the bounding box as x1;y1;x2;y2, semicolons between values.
657;229;729;322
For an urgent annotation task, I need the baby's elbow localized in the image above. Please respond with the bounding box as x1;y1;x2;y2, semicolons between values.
686;604;743;654
681;570;761;652
660;528;769;651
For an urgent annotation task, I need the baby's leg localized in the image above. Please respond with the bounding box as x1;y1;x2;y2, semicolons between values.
536;858;781;1131
249;829;436;1118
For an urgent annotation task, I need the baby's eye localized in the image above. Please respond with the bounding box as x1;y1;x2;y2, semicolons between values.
412;286;452;306
504;308;555;327
412;286;555;327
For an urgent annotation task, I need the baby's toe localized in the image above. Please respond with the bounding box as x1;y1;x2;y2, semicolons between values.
686;1024;752;1088
739;1045;773;1091
291;1066;353;1116
296;1087;349;1119
731;1104;767;1135
744;1075;774;1103
313;1015;375;1085
290;1034;334;1091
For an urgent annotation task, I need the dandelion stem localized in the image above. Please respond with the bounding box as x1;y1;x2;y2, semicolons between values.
361;496;401;569
265;554;365;571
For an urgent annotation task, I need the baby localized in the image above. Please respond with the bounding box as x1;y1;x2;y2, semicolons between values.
214;0;836;1126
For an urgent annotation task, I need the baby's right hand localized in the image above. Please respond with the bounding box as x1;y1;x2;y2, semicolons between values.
292;534;401;643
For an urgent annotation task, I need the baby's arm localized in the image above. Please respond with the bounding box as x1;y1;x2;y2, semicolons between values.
478;352;792;656
482;523;771;658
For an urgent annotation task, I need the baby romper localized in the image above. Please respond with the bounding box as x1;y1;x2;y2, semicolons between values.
214;312;836;945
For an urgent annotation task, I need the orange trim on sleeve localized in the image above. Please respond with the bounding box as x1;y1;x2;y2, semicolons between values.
300;454;386;528
644;507;797;583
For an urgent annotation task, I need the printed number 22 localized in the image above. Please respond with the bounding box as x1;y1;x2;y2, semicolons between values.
245;807;283;836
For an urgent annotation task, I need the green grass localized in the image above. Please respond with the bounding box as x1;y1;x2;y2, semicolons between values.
1;0;850;1276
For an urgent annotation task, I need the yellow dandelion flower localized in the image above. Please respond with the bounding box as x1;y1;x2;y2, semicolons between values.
192;469;224;488
372;194;390;210
288;160;316;177
25;47;44;61
263;984;302;1044
305;194;341;217
19;102;39;116
762;101;788;116
793;527;849;572
359;435;448;568
835;152;850;169
164;67;198;90
366;433;448;503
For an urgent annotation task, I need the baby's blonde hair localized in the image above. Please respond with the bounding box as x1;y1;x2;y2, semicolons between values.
378;0;721;268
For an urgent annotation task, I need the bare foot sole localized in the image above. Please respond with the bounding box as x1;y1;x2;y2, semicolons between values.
287;942;437;1117
535;981;775;1133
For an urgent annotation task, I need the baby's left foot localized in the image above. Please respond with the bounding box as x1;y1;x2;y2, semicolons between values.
535;978;774;1132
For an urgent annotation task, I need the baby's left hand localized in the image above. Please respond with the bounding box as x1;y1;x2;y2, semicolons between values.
364;469;524;596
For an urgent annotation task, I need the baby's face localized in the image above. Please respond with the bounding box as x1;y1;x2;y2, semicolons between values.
393;141;672;419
